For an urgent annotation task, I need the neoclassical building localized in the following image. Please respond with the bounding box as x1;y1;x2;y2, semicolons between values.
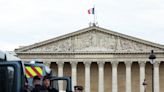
15;26;164;92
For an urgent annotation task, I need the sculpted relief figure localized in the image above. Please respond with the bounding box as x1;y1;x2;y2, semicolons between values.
57;38;72;52
107;35;116;51
99;35;108;48
28;31;162;52
75;32;118;51
116;37;122;51
121;39;133;51
91;31;97;47
74;33;92;51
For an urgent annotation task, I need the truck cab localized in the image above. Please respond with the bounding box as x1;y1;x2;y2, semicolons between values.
0;51;72;92
0;51;24;92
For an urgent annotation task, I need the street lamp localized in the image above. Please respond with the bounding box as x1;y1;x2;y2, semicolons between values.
143;79;147;92
149;50;156;92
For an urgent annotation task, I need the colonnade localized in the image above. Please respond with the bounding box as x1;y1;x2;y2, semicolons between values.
47;61;161;92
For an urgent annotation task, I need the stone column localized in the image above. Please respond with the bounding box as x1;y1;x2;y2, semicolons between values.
125;62;132;92
154;61;160;92
57;62;64;90
98;62;105;92
70;62;77;90
111;61;118;92
139;61;146;92
84;62;91;92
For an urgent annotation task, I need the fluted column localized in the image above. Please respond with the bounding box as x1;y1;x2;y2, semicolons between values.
84;62;91;92
139;61;146;92
57;62;64;90
125;61;132;92
98;62;105;92
111;61;118;92
154;61;160;92
71;62;77;90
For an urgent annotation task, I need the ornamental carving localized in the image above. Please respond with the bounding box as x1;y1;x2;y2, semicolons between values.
28;30;161;52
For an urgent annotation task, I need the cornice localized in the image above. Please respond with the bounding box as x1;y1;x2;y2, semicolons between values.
15;51;164;55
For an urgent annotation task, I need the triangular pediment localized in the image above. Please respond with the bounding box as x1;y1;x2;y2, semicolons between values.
15;26;164;53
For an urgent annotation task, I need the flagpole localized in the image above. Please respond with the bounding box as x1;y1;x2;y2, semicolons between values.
93;5;95;25
88;5;97;26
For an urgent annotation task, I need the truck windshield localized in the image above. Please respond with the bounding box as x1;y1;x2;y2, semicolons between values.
0;66;15;92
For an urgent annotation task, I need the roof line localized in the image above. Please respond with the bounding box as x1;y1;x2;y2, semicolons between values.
16;51;164;55
15;26;164;52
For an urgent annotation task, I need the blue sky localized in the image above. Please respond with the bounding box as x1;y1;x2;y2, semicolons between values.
0;0;164;51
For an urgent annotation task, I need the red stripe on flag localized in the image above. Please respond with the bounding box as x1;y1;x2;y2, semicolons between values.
31;66;42;77
88;9;91;14
25;68;33;78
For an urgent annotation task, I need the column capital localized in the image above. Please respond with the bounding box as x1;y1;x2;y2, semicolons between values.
56;61;64;67
70;62;78;67
97;62;105;67
84;62;91;67
125;61;132;67
154;61;160;67
111;61;119;67
139;61;146;67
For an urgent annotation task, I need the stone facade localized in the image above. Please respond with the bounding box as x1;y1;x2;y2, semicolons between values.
15;26;164;92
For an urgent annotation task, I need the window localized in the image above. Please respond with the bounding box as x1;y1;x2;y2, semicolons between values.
0;66;14;92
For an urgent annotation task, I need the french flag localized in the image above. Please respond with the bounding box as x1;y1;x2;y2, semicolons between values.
88;8;95;14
